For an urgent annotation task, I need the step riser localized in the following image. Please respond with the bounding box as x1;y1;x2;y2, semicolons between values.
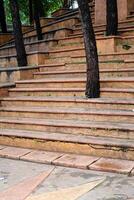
49;49;85;58
8;91;134;98
34;72;134;79
100;54;134;61
1;110;133;123
0;41;57;56
16;82;86;88
45;57;70;65
9;91;84;97
16;81;134;89
0;136;133;160
40;63;134;72
0;122;133;140
58;37;83;46
2;100;134;111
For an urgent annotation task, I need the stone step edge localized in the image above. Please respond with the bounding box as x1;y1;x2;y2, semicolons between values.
8;87;134;93
1;106;134;117
0;144;133;175
34;68;134;75
0;129;134;149
15;77;134;84
0;117;134;132
2;96;134;105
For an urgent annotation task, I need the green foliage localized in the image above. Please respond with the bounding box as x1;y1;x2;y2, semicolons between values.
3;0;64;25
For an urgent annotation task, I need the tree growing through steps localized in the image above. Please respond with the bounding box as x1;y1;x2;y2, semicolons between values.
9;0;27;67
0;0;7;33
106;0;118;36
77;0;100;98
33;0;43;40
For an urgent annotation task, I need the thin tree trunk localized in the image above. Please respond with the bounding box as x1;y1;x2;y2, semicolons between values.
29;0;33;24
33;0;43;40
0;0;7;33
9;0;27;66
38;0;45;17
63;0;69;8
106;0;118;36
77;0;100;98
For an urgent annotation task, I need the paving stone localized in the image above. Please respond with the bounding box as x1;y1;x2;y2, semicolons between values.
53;154;99;169
0;168;54;200
89;158;134;174
0;147;31;159
0;145;6;150
21;150;64;164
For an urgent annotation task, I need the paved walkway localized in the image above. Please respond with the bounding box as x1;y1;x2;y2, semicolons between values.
0;157;134;200
0;145;134;175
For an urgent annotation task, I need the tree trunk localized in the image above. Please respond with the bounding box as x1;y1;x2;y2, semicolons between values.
0;0;7;33
106;0;118;36
9;0;27;66
63;0;69;8
29;0;33;24
77;0;100;98
38;0;45;17
33;0;43;40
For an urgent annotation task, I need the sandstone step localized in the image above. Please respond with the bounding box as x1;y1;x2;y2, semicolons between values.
46;60;134;71
0;106;134;123
8;87;134;99
35;68;134;78
8;87;84;97
0;128;133;160
0;117;134;140
71;52;134;63
2;96;134;110
15;77;134;89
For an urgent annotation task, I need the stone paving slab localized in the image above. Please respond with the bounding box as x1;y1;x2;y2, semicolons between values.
0;145;6;150
89;157;134;175
0;146;32;159
0;158;134;200
0;145;134;176
53;154;100;169
21;150;64;164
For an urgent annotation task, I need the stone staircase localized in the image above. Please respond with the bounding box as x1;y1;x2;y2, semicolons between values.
0;2;134;170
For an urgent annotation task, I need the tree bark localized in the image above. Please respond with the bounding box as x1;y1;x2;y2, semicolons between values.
38;0;45;17
29;0;33;24
106;0;118;36
33;0;43;40
0;0;7;33
77;0;100;98
9;0;27;66
63;0;69;8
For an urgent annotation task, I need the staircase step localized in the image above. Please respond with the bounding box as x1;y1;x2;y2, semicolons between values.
0;117;134;139
0;128;134;160
15;77;134;89
35;68;134;78
1;106;133;123
8;87;134;98
2;96;134;110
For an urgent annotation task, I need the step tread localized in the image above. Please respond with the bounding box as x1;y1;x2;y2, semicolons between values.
0;128;134;148
2;96;134;105
35;68;134;74
16;77;134;83
1;106;134;116
0;116;134;131
8;87;134;92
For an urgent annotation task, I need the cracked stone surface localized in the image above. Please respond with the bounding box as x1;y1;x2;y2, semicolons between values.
0;158;134;200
